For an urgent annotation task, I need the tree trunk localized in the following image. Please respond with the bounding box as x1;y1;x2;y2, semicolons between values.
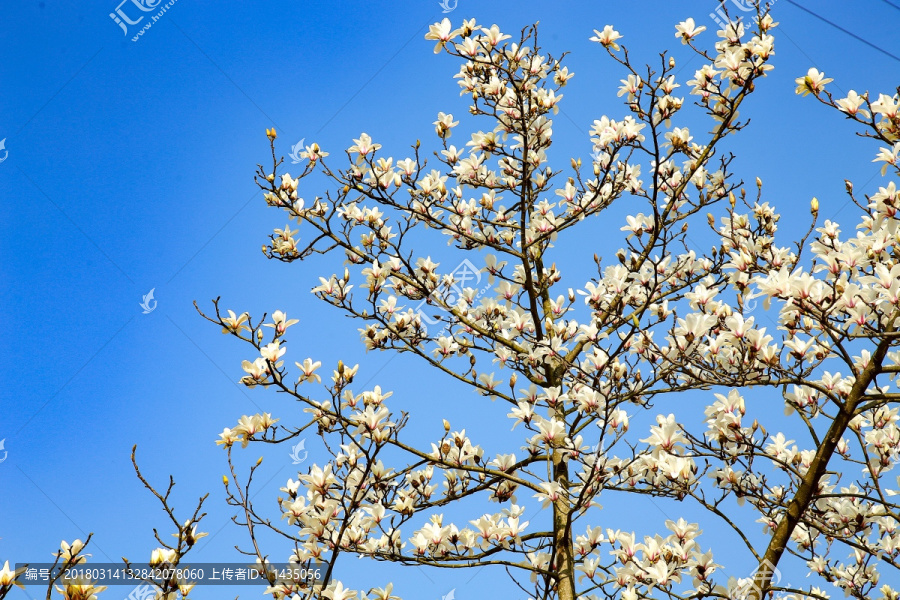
553;448;576;600
753;326;898;598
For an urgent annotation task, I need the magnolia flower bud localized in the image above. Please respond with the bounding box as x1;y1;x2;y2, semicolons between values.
728;191;736;208
756;177;762;188
443;419;451;432
150;548;176;567
223;475;229;485
266;174;275;182
266;128;277;140
811;197;819;213
669;56;675;68
256;456;263;466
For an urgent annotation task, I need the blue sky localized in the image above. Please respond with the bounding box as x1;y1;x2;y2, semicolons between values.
2;1;899;599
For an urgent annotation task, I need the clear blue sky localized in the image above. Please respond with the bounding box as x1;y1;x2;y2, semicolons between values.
2;1;899;599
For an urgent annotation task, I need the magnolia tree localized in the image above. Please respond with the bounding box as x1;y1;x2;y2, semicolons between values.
197;7;900;600
0;450;211;600
8;5;900;600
